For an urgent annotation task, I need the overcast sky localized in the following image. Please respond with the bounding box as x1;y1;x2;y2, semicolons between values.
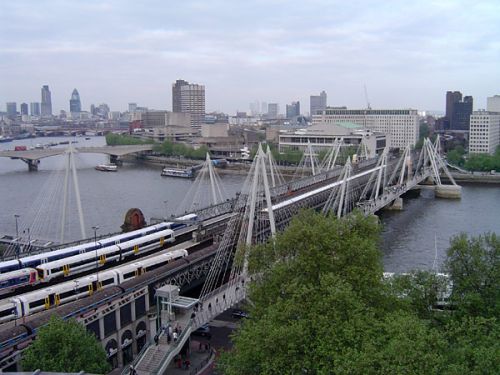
1;0;499;115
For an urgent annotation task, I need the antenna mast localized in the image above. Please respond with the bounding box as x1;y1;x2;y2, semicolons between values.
364;84;372;110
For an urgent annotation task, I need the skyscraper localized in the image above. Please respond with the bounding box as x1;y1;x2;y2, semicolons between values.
310;91;327;116
487;95;500;112
6;102;17;118
69;89;82;113
445;91;473;131
30;102;40;116
41;85;52;117
172;79;205;130
268;103;279;118
286;101;300;119
20;103;28;116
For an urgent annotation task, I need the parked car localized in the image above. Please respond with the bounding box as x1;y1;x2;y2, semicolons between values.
232;309;250;319
192;324;211;339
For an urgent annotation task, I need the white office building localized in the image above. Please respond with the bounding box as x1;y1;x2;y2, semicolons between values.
312;108;419;148
279;122;388;158
487;95;500;112
469;110;500;155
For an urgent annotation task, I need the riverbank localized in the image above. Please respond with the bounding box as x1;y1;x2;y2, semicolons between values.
441;171;500;184
122;155;298;176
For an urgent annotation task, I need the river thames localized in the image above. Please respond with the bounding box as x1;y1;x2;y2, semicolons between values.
1;136;499;272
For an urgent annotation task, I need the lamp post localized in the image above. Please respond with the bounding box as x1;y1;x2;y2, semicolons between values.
14;214;20;259
92;226;99;287
14;215;19;238
23;228;31;254
163;200;168;220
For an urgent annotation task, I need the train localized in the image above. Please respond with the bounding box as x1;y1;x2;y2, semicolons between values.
0;249;188;324
0;215;200;295
0;222;172;274
36;229;175;281
0;214;199;275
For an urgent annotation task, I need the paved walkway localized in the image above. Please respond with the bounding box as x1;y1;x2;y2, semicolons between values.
166;339;215;374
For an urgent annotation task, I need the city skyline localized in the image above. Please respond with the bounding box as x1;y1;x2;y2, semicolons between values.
1;0;499;114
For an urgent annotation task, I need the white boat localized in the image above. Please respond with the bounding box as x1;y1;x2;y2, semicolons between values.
95;164;118;172
161;167;193;178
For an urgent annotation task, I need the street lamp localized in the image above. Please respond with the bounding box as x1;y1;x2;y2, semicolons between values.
23;228;31;254
92;226;99;288
163;200;168;220
14;215;20;259
14;215;19;238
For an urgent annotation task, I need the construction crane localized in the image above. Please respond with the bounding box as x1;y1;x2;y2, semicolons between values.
364;84;372;110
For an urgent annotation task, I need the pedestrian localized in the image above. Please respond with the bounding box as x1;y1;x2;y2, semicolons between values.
185;359;191;370
168;325;173;337
208;303;212;311
154;334;159;346
205;343;209;351
176;355;182;368
173;331;178;342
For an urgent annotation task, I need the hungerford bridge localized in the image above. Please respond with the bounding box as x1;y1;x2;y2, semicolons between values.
0;138;459;373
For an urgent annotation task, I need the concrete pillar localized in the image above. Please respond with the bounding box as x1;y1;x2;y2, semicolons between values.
435;185;462;199
110;155;122;165
99;316;105;341
24;159;40;171
384;197;403;211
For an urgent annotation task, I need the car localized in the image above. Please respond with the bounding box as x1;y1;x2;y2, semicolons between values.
192;324;211;339
231;309;249;319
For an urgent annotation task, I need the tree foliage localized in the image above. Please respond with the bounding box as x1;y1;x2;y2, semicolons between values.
218;211;500;375
22;316;110;374
105;133;153;145
445;232;500;318
153;140;209;160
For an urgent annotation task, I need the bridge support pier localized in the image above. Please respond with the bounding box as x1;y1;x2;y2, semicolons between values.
384;197;403;211
110;155;122;166
435;185;461;199
23;159;40;171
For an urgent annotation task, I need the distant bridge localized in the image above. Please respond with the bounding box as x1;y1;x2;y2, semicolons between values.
0;145;154;171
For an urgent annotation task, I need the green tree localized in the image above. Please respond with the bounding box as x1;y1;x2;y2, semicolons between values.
445;233;500;318
447;150;464;166
22;315;110;373
220;211;450;375
105;133;152;145
442;316;500;374
386;271;449;319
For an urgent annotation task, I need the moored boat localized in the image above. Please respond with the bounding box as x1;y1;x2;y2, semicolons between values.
161;167;194;178
95;164;118;172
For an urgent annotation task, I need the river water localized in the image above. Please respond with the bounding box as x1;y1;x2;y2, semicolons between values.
1;136;499;272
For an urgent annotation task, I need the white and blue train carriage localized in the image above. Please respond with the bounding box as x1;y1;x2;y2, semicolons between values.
0;222;172;274
0;248;188;323
35;229;175;281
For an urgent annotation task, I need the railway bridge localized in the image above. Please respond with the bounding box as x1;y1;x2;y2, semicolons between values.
0;138;459;373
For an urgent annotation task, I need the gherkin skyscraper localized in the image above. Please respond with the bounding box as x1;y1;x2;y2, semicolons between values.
69;89;81;113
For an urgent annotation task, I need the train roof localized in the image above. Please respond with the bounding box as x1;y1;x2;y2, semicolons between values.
114;228;174;248
0;268;34;281
35;243;120;270
98;222;169;244
19;241;98;264
0;259;21;270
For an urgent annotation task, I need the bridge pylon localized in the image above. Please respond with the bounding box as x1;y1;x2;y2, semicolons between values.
199;143;278;298
60;143;86;241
